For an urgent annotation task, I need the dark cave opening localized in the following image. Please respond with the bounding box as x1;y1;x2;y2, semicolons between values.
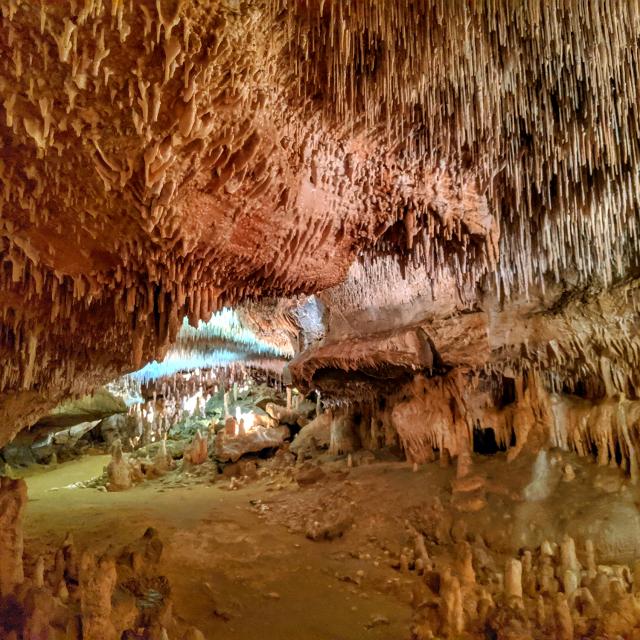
472;427;508;455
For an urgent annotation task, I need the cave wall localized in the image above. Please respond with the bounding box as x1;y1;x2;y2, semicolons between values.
2;1;640;443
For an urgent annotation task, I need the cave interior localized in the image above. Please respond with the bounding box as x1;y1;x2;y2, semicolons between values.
2;1;640;638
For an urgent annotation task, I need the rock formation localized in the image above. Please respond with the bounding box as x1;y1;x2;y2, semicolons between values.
2;1;640;635
0;476;26;597
1;0;639;448
0;502;204;640
182;429;207;466
215;423;289;463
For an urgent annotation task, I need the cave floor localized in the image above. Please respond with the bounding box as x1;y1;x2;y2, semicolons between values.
18;449;640;639
21;455;413;639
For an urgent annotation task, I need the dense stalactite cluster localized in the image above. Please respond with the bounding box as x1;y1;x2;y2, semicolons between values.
0;0;400;440
4;3;640;638
130;309;292;385
0;0;628;441
274;0;640;294
1;1;640;466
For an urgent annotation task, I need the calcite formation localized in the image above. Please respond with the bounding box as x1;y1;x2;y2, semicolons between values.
3;4;640;631
0;476;26;598
215;423;289;463
182;429;207;465
2;0;640;450
0;511;202;639
407;533;640;639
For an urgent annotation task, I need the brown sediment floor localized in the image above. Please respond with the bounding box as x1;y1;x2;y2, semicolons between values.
18;450;640;639
21;455;412;639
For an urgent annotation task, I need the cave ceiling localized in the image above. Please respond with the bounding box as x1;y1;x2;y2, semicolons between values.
1;0;640;444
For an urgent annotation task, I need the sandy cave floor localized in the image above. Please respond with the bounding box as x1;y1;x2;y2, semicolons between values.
16;450;640;639
20;455;413;640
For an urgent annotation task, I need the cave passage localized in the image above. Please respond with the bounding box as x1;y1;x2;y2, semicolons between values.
3;1;640;637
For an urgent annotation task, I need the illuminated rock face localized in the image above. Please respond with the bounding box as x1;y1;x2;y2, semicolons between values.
2;1;640;444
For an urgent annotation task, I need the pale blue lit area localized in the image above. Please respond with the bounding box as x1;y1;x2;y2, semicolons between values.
129;309;290;383
131;350;248;384
178;310;291;357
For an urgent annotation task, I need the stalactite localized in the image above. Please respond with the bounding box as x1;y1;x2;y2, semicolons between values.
2;0;640;448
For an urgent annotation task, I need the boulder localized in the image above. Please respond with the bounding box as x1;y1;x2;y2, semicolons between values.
222;459;258;478
215;425;289;462
265;403;304;426
305;508;353;541
295;464;326;486
290;412;331;457
99;414;135;447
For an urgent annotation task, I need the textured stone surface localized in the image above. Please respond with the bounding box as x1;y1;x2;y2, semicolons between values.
2;1;640;447
0;476;26;597
215;425;289;462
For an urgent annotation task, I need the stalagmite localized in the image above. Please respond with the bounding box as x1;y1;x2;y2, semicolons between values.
560;535;581;578
79;552;118;640
563;569;579;598
504;558;523;602
183;429;208;465
561;463;575;482
539;556;558;595
585;540;598;582
440;569;464;635
456;542;475;587
33;556;45;588
554;594;574;640
0;477;27;597
106;440;133;491
223;391;230;418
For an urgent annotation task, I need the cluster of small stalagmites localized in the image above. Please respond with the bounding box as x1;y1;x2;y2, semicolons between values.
0;482;204;640
405;531;640;639
0;477;27;601
273;0;640;296
105;433;179;491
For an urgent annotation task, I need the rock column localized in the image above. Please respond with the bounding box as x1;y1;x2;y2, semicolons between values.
0;477;27;597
